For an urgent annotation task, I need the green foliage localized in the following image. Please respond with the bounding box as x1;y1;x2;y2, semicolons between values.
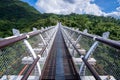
58;14;120;40
0;0;120;41
0;0;58;38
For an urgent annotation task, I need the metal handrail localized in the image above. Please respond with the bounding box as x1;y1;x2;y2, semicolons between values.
22;26;57;80
0;27;54;49
21;45;47;80
82;57;101;80
63;26;120;50
62;28;101;80
39;26;59;79
61;27;80;79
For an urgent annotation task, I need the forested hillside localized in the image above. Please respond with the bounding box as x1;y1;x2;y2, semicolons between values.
58;14;120;40
0;0;56;37
0;0;120;41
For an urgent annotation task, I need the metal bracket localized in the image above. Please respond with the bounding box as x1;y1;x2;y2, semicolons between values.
33;27;38;31
12;28;20;36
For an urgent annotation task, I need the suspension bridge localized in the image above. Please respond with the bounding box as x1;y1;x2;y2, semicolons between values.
0;23;119;80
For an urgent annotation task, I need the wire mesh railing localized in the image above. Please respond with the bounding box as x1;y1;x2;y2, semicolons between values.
61;27;101;80
0;40;31;79
62;25;119;80
78;35;94;52
21;26;58;80
92;42;120;80
27;35;43;48
1;23;119;80
0;25;57;80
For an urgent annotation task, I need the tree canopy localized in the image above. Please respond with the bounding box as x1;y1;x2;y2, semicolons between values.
0;0;120;41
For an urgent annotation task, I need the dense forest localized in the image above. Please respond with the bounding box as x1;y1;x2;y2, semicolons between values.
0;0;120;41
0;0;56;37
59;14;120;40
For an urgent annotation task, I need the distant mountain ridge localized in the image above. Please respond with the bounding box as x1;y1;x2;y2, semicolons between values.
0;0;57;38
0;0;40;20
0;0;41;37
0;0;120;41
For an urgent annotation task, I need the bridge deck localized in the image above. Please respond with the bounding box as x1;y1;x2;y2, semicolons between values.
40;27;80;80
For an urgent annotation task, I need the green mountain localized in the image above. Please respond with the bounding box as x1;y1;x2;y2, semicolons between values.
0;0;57;37
0;0;43;37
0;0;40;20
58;14;120;40
0;0;120;41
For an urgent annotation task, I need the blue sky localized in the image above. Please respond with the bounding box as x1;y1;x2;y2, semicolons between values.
22;0;37;6
22;0;120;18
94;0;119;13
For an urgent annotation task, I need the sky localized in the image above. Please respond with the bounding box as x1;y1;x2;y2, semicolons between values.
22;0;120;18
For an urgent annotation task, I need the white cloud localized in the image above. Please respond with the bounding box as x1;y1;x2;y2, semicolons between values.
102;6;120;19
105;7;120;19
105;12;120;19
36;0;120;18
36;0;104;16
116;7;120;11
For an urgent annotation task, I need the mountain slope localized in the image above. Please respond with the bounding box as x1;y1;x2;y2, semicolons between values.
0;0;120;41
58;14;120;40
0;0;57;38
0;0;40;21
0;0;41;37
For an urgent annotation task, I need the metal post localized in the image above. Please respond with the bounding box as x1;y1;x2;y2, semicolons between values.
36;28;49;57
79;41;99;76
71;32;75;38
62;27;101;80
65;30;71;47
12;28;20;36
75;35;81;45
33;27;48;57
71;35;81;56
75;29;87;45
12;28;41;76
33;27;46;46
24;39;41;75
45;32;50;40
67;30;72;38
79;32;110;76
71;29;87;57
39;34;46;45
